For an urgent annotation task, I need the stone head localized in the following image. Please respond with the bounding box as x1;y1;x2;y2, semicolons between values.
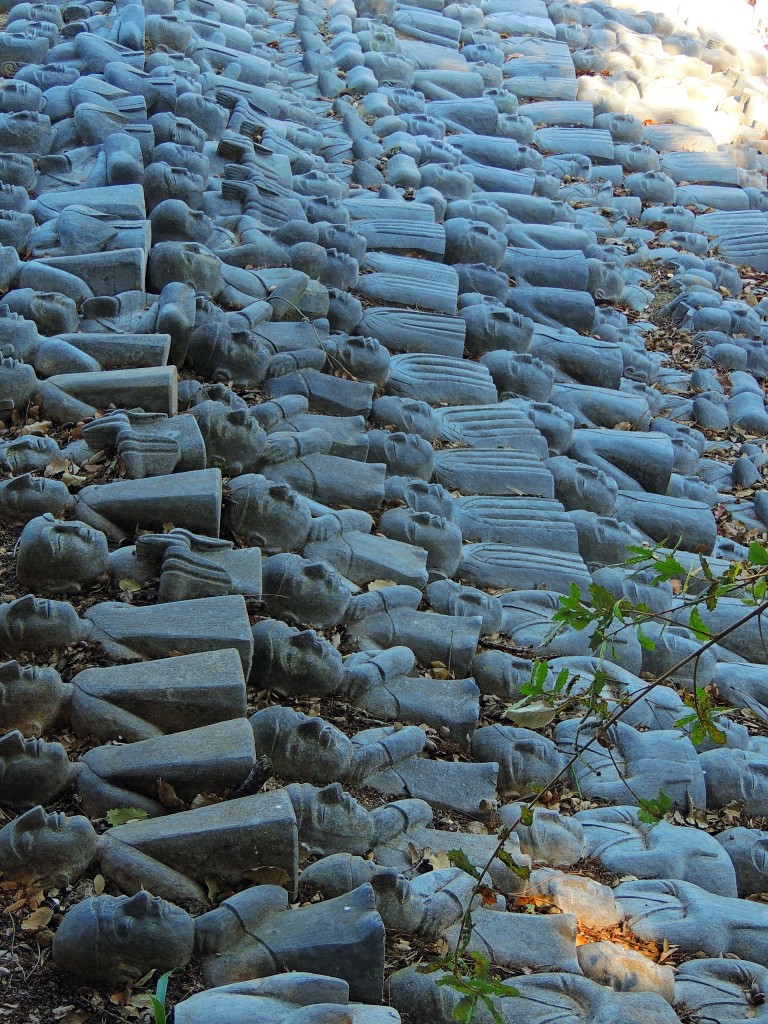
324;334;389;383
2;289;76;335
287;781;375;855
262;554;353;629
251;618;342;693
0;433;58;473
0;729;73;807
147;241;221;295
143;162;204;214
188;322;270;387
53;891;195;987
16;514;110;593
0;473;74;524
227;474;312;552
0;80;43;113
548;456;617;515
429;579;500;624
570;510;638;566
149;198;212;245
385;477;454;520
251;706;352;784
372;397;436;441
586;259;624;302
0;183;28;211
0;355;37;404
0;806;97;888
191;401;267;475
0;594;89;652
485;726;565;797
0;659;72;735
389;507;453;549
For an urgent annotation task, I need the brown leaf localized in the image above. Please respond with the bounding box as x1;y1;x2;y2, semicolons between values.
62;470;86;486
406;842;422;866
21;906;53;931
93;873;105;895
368;579;397;591
43;457;69;477
118;578;142;593
243;866;291;886
156;778;188;811
427;850;451;871
513;893;555;909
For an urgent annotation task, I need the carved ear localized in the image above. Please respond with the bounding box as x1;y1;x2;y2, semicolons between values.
0;660;21;681
0;730;26;754
296;718;323;738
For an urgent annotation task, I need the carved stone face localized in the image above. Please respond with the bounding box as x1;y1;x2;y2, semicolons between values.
52;892;195;987
192;402;266;475
227;475;311;552
0;594;87;652
303;782;374;853
0;356;37;402
0;806;97;887
0;659;71;735
0;474;73;524
150;199;211;244
0;435;59;472
258;622;342;693
0;81;42;113
500;729;564;796
149;240;220;293
252;707;352;784
16;514;110;593
325;335;388;380
550;458;617;515
189;324;270;387
0;730;72;807
262;554;352;629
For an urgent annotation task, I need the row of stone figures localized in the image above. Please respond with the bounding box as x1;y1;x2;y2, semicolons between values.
0;0;768;1018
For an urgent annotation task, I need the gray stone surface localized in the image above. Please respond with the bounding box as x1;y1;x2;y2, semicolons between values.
4;0;768;1010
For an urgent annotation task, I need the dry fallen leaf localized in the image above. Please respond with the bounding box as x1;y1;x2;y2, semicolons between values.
427;850;451;871
368;579;397;591
93;873;105;895
21;906;53;931
156;778;187;811
244;866;291;886
118;578;142;593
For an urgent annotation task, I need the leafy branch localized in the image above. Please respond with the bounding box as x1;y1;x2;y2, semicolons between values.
419;539;768;1022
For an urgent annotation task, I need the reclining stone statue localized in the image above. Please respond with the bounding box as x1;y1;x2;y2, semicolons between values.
0;783;423;901
0;649;247;742
53;884;386;1000
174;975;401;1024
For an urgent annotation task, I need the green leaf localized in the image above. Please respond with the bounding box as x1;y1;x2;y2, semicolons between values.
497;848;530;879
554;667;570;692
418;959;450;974
452;995;478;1022
447;849;480;879
150;996;166;1024
653;554;686;583
748;542;768;566
105;807;150;826
637;789;672;827
519;804;534;826
688;607;710;642
636;626;656;652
